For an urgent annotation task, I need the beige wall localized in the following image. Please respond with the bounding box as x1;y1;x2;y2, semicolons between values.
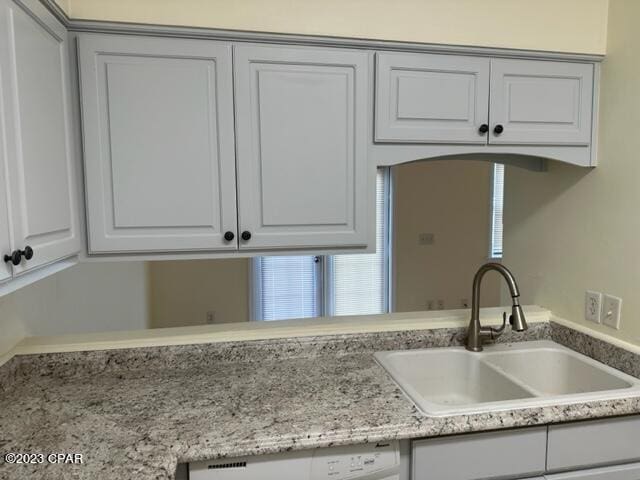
0;301;26;360
55;0;608;55
503;0;640;345
393;160;500;312
0;262;149;353
148;259;250;328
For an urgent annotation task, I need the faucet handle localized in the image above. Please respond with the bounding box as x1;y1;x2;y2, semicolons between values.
480;312;507;339
494;312;508;334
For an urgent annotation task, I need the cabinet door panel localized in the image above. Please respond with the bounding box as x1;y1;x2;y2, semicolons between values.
234;44;371;250
546;463;640;480
489;59;593;145
412;427;547;480
0;0;80;273
78;34;237;253
547;416;640;472
375;52;490;143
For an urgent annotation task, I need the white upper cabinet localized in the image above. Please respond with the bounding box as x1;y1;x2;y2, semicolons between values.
374;51;597;164
75;33;599;257
489;58;594;145
376;52;490;143
0;0;80;274
78;34;238;253
0;109;11;283
233;44;372;250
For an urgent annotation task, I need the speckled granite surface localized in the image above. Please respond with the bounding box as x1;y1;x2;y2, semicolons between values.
1;321;639;480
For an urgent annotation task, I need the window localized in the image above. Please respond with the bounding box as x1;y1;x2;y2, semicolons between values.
252;169;392;321
252;255;322;321
490;163;505;258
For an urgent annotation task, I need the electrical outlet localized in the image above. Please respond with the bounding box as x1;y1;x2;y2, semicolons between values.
418;233;434;245
206;311;216;324
602;294;622;329
585;291;602;323
437;299;445;310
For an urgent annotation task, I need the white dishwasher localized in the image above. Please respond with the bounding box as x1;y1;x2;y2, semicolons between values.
188;441;407;480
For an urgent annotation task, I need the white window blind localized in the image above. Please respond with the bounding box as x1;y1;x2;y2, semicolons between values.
491;163;505;258
252;169;391;321
327;170;390;316
253;255;321;321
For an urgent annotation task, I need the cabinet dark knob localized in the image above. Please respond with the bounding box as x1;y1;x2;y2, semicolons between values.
241;231;251;241
494;124;504;135
223;231;235;242
478;124;489;134
3;247;34;266
22;246;33;260
3;250;22;266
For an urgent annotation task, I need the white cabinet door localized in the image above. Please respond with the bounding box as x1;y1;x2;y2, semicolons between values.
546;463;640;480
78;34;238;253
412;427;547;480
375;52;490;143
0;102;11;282
489;59;594;145
234;44;372;250
547;416;640;472
0;0;80;273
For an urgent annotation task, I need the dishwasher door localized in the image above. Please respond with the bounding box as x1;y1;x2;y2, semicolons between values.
189;441;403;480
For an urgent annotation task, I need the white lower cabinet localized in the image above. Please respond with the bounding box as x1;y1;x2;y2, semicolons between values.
412;416;640;480
546;463;640;480
547;416;640;472
0;0;80;278
412;427;547;480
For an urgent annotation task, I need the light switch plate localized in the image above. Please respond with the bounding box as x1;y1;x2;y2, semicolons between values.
585;290;602;323
602;294;622;329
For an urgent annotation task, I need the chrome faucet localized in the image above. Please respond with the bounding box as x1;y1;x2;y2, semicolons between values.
465;263;528;352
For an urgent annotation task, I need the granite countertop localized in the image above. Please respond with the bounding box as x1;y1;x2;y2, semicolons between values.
1;322;639;480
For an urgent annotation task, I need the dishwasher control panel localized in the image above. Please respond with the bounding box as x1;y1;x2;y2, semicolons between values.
311;441;399;479
189;441;401;480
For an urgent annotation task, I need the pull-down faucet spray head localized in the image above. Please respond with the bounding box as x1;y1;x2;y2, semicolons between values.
510;303;527;332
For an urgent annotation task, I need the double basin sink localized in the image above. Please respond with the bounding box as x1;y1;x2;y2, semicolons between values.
375;340;640;416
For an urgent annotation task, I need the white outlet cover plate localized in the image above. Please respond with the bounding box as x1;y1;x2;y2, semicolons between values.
585;290;602;323
602;294;622;329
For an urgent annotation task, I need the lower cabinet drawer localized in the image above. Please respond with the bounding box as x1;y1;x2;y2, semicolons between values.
546;462;640;480
412;427;547;480
547;416;640;472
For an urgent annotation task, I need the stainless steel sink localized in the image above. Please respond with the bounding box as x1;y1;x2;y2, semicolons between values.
375;340;640;416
